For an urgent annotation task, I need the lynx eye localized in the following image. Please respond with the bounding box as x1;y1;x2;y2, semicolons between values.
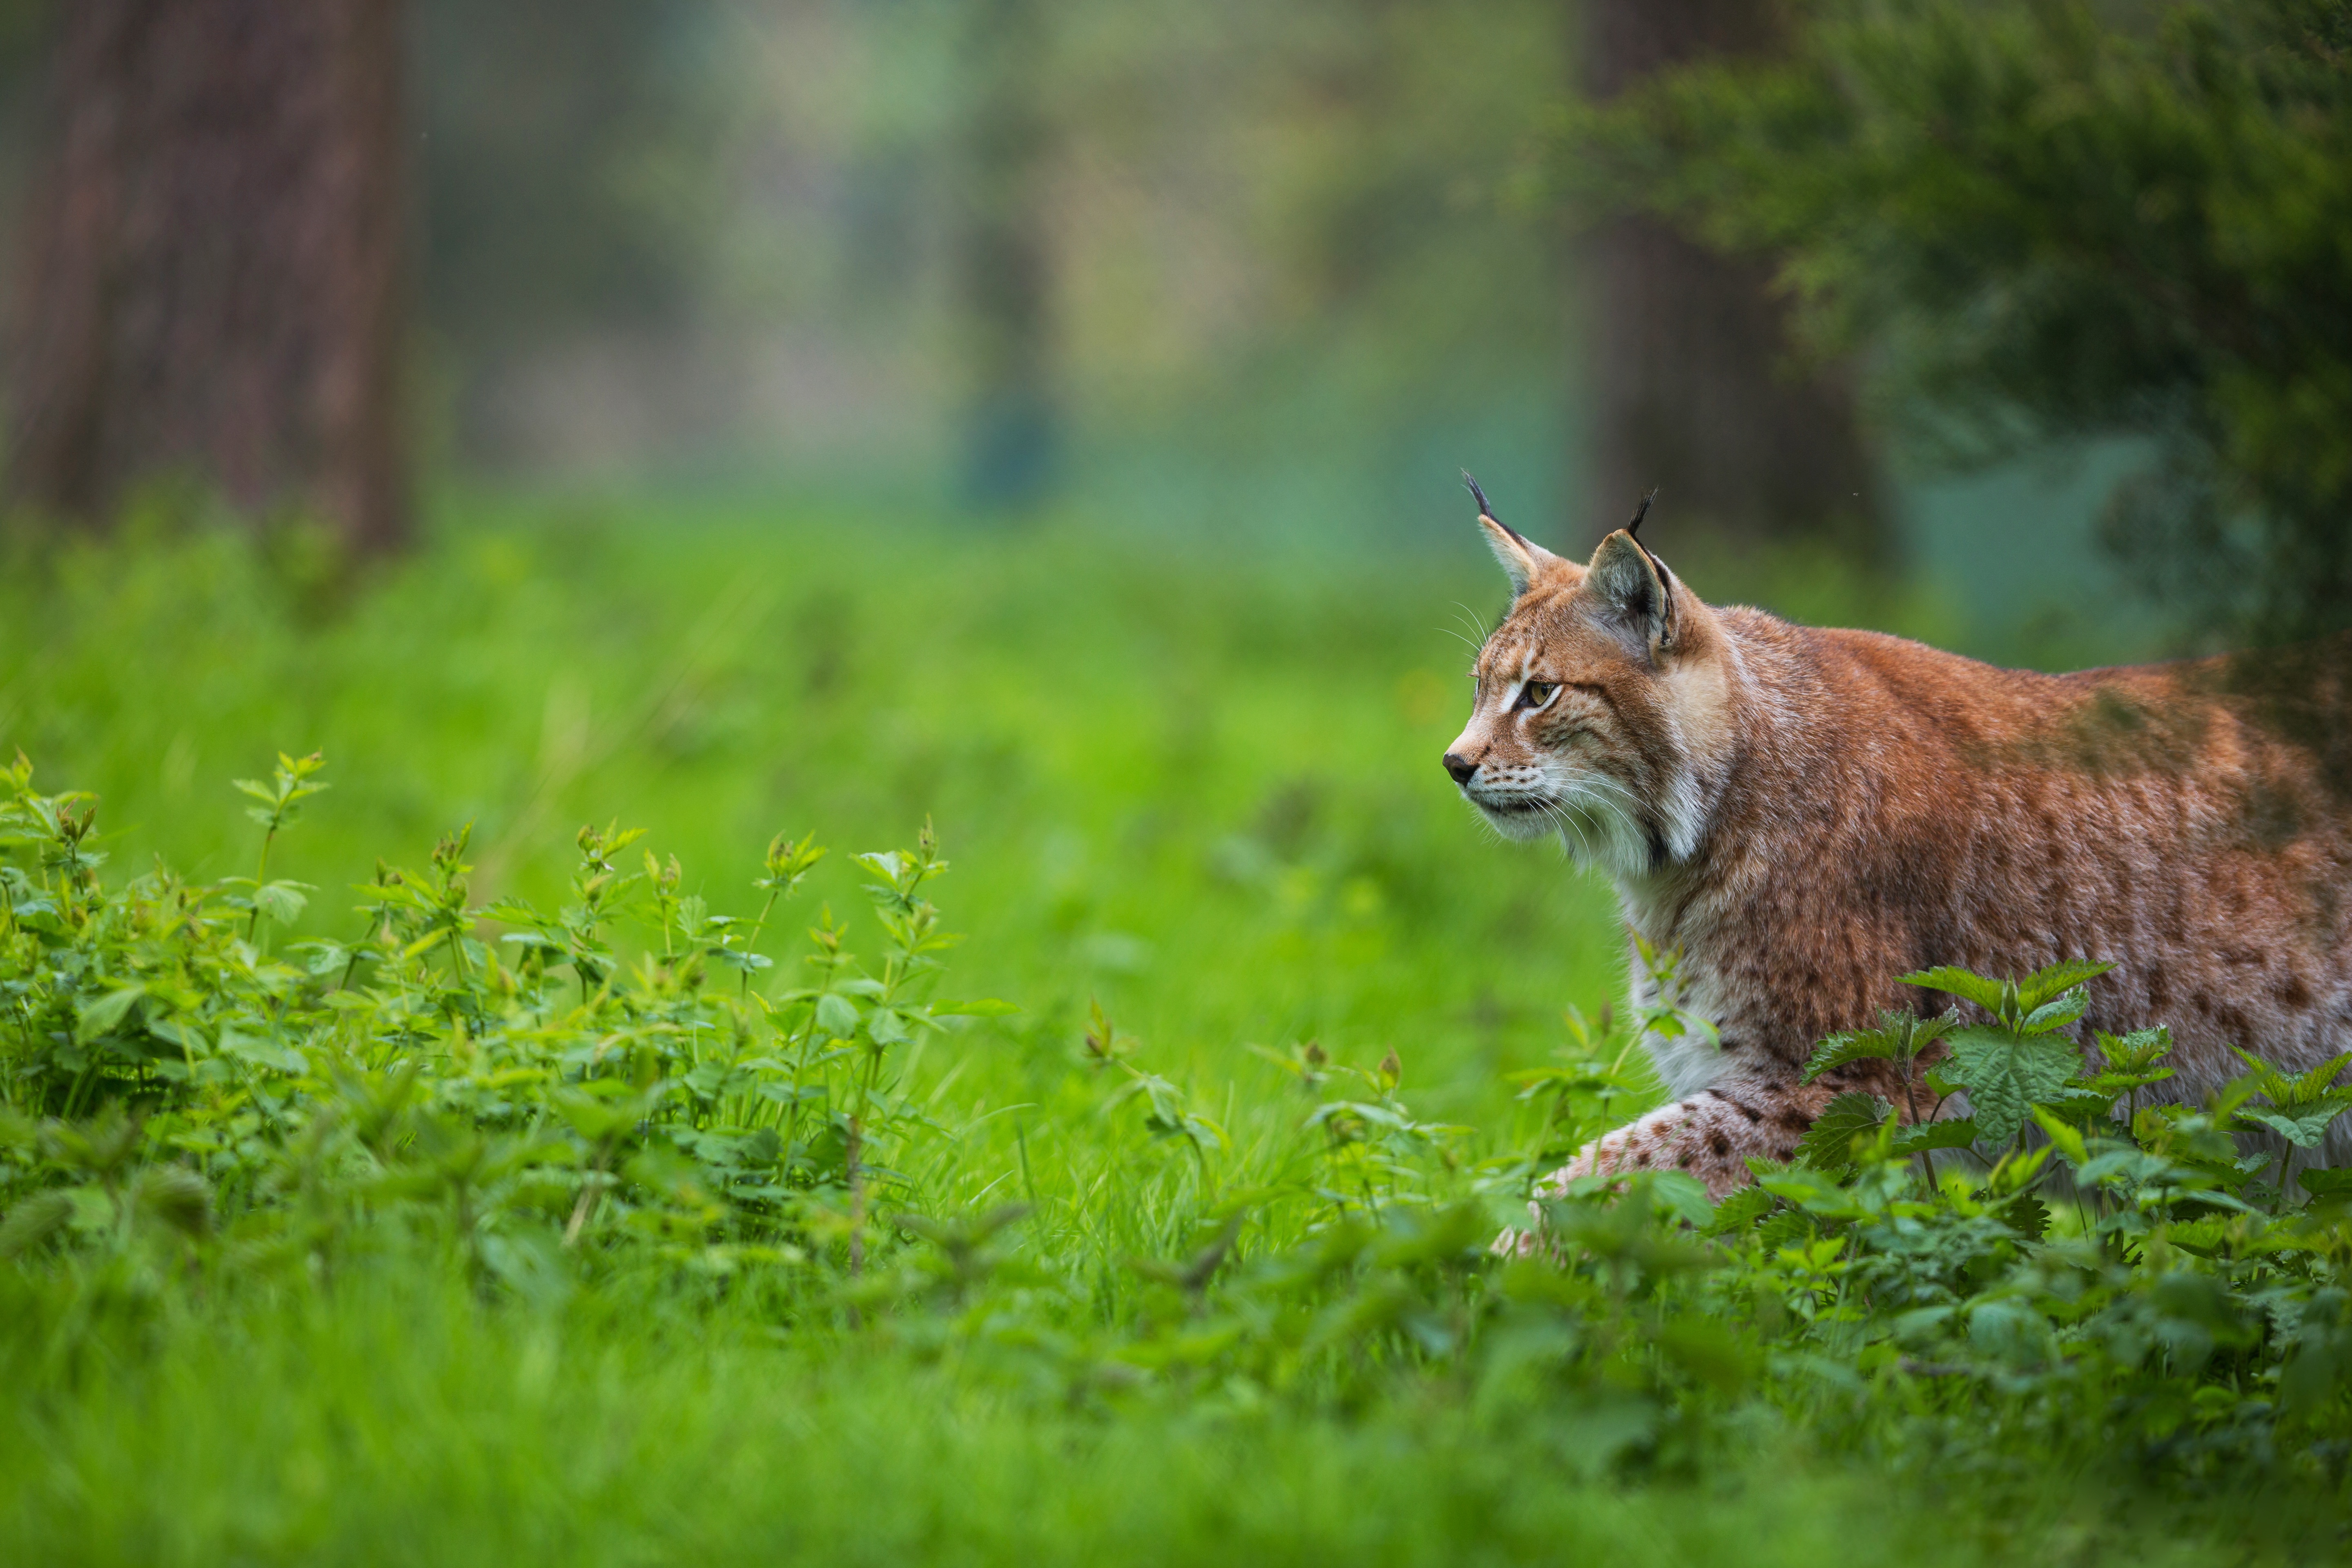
1516;681;1558;711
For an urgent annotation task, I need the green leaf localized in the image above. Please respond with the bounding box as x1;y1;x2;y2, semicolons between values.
2001;1193;2050;1243
2095;1026;2173;1073
2241;1106;2349;1150
219;1029;307;1075
1792;1092;1891;1172
1890;1117;1978;1155
74;984;145;1042
2296;1167;2352;1198
254;880;312;925
1944;1029;2079;1148
2013;959;2114;1011
1898;966;2008;1012
2029;1105;2089;1166
1702;1184;1775;1236
1900;961;2112;1018
2020;986;2088;1034
0;1192;75;1258
2283;1052;2352;1109
1802;1029;1897;1085
814;993;861;1037
1803;1011;1956;1084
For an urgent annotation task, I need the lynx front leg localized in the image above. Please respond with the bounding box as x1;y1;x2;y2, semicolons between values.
1498;1076;1827;1255
1541;1079;1822;1197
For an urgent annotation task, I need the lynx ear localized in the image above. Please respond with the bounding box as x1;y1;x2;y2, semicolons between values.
1463;472;1567;597
1587;530;1677;652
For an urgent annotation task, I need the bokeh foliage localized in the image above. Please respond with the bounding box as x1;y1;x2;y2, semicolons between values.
1556;0;2352;642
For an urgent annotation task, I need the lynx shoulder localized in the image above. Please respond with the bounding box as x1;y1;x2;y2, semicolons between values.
1443;486;2352;1198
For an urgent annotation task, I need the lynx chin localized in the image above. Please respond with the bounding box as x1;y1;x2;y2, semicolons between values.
1443;479;2352;1210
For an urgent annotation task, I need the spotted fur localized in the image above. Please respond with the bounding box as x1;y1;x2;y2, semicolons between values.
1445;506;2352;1203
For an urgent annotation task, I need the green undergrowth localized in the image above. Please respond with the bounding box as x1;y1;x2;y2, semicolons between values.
2;1278;2330;1568
2;742;2350;1562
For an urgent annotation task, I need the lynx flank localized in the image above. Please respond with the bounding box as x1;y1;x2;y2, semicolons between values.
1445;482;2352;1201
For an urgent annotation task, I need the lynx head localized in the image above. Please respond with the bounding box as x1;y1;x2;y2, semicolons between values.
1443;482;1738;879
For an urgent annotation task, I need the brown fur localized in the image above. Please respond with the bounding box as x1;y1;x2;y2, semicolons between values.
1446;512;2352;1202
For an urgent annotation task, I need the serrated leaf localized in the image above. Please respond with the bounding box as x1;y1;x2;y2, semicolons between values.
2296;1166;2352;1197
2014;959;2114;1011
1944;1030;2079;1148
2076;1065;2175;1096
1793;1092;1891;1172
1702;1184;1775;1236
2021;987;2088;1034
2241;1107;2347;1149
1802;1029;1898;1084
2285;1052;2352;1108
2095;1026;2173;1072
1898;966;2009;1012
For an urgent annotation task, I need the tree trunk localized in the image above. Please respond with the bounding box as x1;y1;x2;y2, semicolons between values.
6;0;408;552
1579;0;1883;557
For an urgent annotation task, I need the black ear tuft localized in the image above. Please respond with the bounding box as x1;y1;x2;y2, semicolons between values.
1622;490;1671;588
1461;470;1496;521
1625;487;1657;543
1463;470;1530;543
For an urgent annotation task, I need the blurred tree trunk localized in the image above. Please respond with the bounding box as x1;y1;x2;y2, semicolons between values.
6;0;408;552
956;0;1056;512
1579;0;1883;556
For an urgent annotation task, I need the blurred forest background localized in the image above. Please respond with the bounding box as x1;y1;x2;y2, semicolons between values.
4;0;2322;664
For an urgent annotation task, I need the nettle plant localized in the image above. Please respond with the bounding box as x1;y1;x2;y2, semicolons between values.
1700;959;2352;1457
0;751;1010;1293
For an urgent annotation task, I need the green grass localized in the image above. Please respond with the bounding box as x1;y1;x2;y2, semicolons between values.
1;495;2338;1566
0;1271;2325;1568
1;495;1631;1123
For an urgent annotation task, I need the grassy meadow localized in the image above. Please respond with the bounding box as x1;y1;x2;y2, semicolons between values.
0;496;2343;1566
2;495;1629;1118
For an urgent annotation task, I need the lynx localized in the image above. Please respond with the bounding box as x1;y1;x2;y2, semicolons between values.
1444;479;2352;1201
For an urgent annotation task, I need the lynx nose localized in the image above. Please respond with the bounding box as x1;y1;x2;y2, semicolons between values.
1442;751;1479;786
